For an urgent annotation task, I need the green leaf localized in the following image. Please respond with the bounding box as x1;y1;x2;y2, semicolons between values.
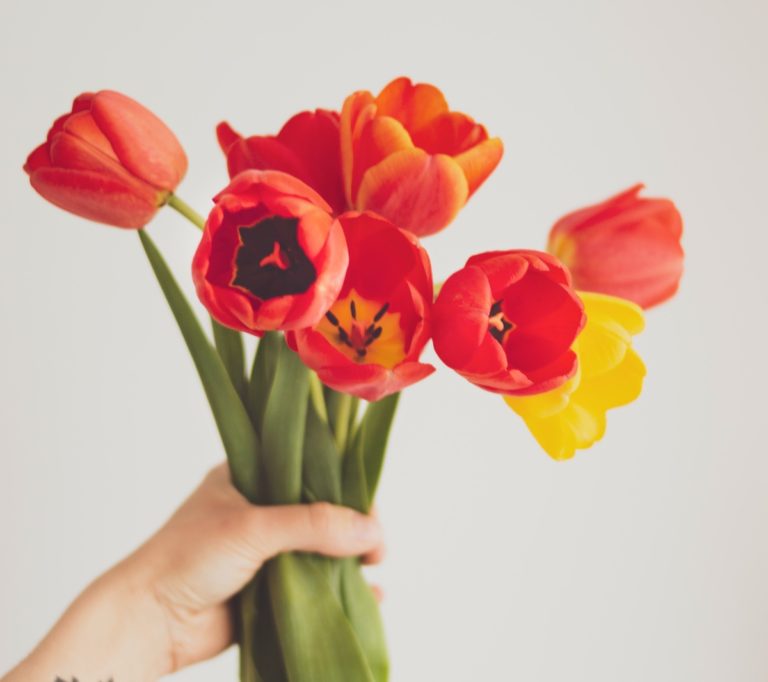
342;436;369;513
260;338;310;504
138;230;259;500
237;577;266;682
359;393;400;507
323;388;358;452
212;319;246;400
340;558;389;682
302;393;342;505
247;332;282;436
249;572;289;682
268;553;376;682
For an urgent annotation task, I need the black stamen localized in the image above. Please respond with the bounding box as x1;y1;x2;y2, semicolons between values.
370;326;383;340
326;311;340;327
350;300;357;320
356;348;367;358
338;328;352;347
373;303;389;322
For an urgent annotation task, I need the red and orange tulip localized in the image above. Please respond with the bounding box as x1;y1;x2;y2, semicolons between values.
432;250;585;395
547;184;684;309
340;77;503;237
192;170;348;334
216;77;502;238
24;91;187;228
287;212;434;401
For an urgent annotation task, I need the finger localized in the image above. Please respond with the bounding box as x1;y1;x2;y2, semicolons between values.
251;502;383;560
361;540;386;566
370;584;385;603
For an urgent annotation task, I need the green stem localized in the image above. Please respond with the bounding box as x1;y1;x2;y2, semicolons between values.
167;193;205;230
331;393;355;454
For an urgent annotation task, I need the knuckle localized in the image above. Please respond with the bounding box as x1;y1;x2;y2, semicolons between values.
308;502;337;539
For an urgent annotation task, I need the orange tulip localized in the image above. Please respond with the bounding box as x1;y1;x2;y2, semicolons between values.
547;184;684;308
340;77;503;237
24;91;187;228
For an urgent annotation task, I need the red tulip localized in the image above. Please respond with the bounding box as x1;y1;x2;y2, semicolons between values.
341;77;503;237
432;250;585;395
287;212;434;401
192;170;348;334
216;110;346;215
24;91;187;228
547;184;684;308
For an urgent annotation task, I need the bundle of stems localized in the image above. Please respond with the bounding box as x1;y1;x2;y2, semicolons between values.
140;203;397;681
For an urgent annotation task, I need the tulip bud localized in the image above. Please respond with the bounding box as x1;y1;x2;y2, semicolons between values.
24;91;187;229
547;184;684;309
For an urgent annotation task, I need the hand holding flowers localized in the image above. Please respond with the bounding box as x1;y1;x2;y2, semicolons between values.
20;77;684;680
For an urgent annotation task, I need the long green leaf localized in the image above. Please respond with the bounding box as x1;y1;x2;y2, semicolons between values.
247;332;282;437
250;572;289;682
212;319;246;400
342;437;369;513
138;230;259;499
238;577;266;682
260;338;310;504
359;393;400;508
268;553;376;682
340;558;389;682
302;394;342;505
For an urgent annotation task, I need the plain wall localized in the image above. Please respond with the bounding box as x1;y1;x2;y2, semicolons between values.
1;0;766;680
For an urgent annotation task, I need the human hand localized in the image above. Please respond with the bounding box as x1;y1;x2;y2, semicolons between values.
3;463;384;681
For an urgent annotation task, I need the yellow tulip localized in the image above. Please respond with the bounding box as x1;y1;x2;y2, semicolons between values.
504;292;646;460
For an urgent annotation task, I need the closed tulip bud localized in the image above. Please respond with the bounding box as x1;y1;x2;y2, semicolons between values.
24;91;187;229
547;184;684;309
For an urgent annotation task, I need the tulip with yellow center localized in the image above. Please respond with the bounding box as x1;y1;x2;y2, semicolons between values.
504;292;646;460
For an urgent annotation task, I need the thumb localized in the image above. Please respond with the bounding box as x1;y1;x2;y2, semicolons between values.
251;502;383;561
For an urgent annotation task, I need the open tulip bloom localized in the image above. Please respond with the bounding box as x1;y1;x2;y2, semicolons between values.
23;79;684;681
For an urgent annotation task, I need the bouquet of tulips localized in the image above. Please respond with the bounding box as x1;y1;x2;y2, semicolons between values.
23;79;683;681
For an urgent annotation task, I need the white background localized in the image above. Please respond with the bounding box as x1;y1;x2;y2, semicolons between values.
1;1;767;680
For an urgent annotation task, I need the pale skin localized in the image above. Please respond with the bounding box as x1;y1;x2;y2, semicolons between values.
2;464;385;682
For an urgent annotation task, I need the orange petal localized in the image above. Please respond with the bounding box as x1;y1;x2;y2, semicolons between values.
453;137;504;196
340;90;375;207
375;77;448;136
350;115;413;203
357;150;469;237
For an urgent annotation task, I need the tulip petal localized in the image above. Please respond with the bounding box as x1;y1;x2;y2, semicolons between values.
89;90;187;191
375;77;449;135
357;149;468;237
29;167;158;228
23;142;51;174
453;137;504;196
216;121;242;154
350;115;414;204
432;265;492;369
341;91;376;207
277;109;346;215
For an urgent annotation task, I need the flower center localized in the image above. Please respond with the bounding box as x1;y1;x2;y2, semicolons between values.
232;216;316;300
319;291;405;368
488;300;515;343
